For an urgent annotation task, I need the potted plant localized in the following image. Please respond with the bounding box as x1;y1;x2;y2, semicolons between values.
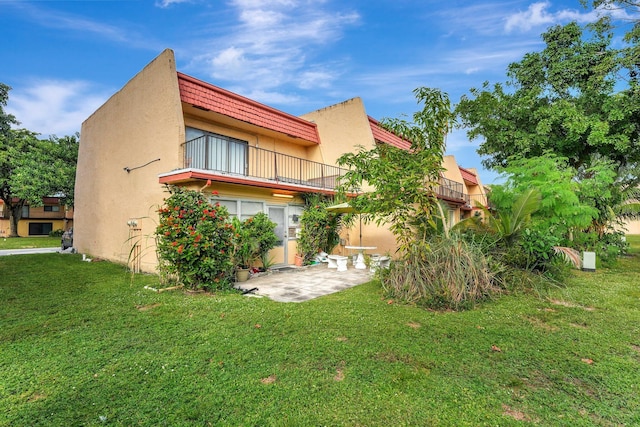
232;218;257;282
244;213;278;271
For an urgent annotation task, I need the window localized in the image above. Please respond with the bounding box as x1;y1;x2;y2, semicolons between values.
29;222;53;236
240;201;263;221
215;199;266;220
185;127;248;175
44;205;60;212
217;199;238;217
22;206;29;218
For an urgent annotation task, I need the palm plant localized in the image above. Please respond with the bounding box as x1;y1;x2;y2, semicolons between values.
480;188;541;244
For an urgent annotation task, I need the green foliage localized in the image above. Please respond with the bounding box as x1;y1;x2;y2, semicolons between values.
48;229;64;238
243;212;278;269
231;217;258;269
579;159;640;235
3;244;640;425
492;155;598;233
337;87;454;252
571;229;629;267
457;20;639;172
483;188;542;244
297;198;341;264
508;226;561;272
381;238;501;311
0;84;79;237
155;186;234;290
0;83;17;135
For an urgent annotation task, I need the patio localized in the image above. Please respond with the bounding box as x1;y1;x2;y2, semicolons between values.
235;263;373;302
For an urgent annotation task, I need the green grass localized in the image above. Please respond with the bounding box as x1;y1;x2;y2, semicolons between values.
1;240;640;426
0;236;60;249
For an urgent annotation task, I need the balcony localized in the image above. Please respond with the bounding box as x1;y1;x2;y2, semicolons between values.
468;193;489;209
435;177;470;205
180;135;348;191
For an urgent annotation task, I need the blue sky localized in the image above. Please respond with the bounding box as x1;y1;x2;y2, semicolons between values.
1;0;635;183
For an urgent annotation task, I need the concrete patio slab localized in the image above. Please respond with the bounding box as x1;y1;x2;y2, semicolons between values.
235;264;373;302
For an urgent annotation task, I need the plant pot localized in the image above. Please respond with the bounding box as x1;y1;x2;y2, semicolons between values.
294;254;304;267
235;268;250;282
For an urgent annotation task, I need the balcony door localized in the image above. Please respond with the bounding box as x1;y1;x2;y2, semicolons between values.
185;127;247;175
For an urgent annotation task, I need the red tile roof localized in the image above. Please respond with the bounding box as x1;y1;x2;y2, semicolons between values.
459;166;479;185
368;117;411;150
178;73;320;144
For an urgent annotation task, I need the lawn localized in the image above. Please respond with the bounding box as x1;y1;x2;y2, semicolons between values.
1;237;639;426
0;236;60;250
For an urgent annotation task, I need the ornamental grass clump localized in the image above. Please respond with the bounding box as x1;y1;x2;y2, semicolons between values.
156;186;235;291
381;238;500;310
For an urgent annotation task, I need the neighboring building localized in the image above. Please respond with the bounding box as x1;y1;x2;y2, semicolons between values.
0;197;73;237
441;155;489;223
75;49;488;272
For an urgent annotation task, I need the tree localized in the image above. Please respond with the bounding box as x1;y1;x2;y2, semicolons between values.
489;154;599;235
336;87;454;253
456;20;639;175
0;84;79;237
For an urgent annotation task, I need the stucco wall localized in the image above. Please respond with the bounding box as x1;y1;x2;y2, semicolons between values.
621;219;640;234
301;97;375;166
302;98;399;257
75;49;185;272
442;155;464;184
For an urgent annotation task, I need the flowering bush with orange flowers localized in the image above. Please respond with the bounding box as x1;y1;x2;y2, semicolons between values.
156;186;235;290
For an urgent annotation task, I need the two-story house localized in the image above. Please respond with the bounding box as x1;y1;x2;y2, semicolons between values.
75;49;487;272
0;197;72;238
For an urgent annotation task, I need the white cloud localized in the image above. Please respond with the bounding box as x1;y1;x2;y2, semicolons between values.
5;1;163;51
503;1;634;33
187;0;359;99
6;2;128;43
505;2;556;32
298;70;335;89
6;80;109;137
236;88;301;105
155;0;191;8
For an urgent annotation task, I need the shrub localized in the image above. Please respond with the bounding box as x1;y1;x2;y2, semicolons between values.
243;212;278;269
571;229;629;268
380;238;500;311
156;186;235;291
297;200;342;264
231;217;258;270
49;229;64;237
498;226;560;272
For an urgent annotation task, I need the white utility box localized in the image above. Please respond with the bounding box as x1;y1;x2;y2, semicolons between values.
582;251;596;272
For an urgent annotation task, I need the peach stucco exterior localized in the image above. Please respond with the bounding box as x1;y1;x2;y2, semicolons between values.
75;49;491;272
301;99;489;257
302;98;396;255
76;50;185;271
76;49;321;271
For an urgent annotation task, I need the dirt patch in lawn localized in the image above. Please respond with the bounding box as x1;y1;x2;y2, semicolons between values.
549;299;596;311
136;303;161;311
502;404;530;421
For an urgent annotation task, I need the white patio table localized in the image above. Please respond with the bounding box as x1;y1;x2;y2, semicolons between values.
344;245;377;269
